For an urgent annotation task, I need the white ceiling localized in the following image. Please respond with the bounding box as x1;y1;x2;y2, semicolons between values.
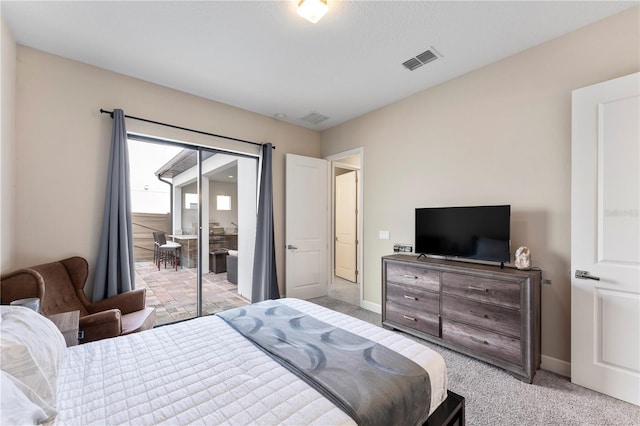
2;1;636;130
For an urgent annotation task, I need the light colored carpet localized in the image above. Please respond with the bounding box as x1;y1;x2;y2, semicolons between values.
309;296;640;426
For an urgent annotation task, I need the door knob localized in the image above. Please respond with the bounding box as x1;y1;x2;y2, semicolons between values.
287;245;298;250
575;270;600;281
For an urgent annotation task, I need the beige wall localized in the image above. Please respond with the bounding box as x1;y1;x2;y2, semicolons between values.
1;15;17;272
9;46;321;297
321;7;640;364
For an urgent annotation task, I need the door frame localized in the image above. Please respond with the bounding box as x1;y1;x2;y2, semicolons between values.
326;147;364;308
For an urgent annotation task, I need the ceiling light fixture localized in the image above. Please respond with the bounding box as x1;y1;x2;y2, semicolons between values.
297;0;328;24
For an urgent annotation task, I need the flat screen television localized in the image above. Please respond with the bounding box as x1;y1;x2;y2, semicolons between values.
415;205;511;263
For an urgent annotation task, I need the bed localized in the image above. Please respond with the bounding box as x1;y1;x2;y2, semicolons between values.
1;298;464;425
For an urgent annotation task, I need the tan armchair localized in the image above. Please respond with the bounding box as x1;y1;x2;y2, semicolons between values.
0;256;155;343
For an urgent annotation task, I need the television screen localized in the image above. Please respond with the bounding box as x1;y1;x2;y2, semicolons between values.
415;205;511;263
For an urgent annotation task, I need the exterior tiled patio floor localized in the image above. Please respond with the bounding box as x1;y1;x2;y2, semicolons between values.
134;261;249;327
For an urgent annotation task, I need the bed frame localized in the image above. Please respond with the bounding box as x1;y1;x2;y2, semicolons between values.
426;390;465;426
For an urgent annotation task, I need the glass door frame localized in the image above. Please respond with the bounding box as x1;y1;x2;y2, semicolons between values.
128;132;259;322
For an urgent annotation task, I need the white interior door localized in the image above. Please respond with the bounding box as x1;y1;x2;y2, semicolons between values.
285;154;328;299
335;171;357;282
571;72;640;406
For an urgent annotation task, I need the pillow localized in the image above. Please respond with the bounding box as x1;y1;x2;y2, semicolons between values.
0;370;57;425
0;305;66;410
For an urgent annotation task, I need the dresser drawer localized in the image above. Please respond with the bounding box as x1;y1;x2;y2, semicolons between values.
441;294;520;337
386;282;439;314
386;262;439;292
385;301;440;337
441;272;520;309
442;320;521;365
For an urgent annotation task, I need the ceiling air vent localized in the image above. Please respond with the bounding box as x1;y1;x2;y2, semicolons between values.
402;47;439;71
402;57;423;71
301;112;329;125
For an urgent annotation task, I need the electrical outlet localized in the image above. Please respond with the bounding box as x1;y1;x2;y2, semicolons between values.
379;231;390;240
542;278;552;285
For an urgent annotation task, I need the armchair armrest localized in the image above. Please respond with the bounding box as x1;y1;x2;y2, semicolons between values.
87;289;146;315
79;310;122;343
0;268;45;305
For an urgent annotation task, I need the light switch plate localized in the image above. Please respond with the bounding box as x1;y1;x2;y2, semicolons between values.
379;231;390;240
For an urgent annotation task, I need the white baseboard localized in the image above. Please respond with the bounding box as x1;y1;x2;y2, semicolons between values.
361;300;381;314
541;355;571;378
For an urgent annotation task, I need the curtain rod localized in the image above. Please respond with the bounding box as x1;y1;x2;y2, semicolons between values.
99;108;275;149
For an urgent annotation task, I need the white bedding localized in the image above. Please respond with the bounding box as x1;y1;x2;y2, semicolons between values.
54;298;447;425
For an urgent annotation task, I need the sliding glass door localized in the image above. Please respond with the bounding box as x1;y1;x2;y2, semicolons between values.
198;150;257;315
128;136;255;326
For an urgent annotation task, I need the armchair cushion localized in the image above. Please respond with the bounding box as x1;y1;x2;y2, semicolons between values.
87;289;146;316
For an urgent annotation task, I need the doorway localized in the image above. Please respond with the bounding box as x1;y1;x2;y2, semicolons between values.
128;135;256;326
328;149;363;307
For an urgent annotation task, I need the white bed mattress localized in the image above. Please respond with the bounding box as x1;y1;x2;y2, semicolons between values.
55;298;447;425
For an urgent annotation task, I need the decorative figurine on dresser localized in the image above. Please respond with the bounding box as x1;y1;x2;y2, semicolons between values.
515;246;532;270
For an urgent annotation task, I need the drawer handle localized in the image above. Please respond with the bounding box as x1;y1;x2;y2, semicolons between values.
470;336;489;345
468;310;489;319
404;294;418;301
403;315;417;321
467;285;488;293
403;274;418;279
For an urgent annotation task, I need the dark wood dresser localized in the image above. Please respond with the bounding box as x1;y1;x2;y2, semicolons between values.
382;254;541;383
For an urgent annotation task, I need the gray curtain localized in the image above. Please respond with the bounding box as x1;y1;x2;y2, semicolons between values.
92;109;135;301
252;143;280;302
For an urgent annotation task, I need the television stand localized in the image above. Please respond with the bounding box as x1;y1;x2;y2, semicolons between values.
417;253;427;260
382;254;541;383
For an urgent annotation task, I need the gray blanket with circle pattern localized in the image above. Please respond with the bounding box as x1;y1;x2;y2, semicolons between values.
217;300;431;426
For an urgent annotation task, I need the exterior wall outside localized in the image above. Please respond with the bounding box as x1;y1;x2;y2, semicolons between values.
209;181;237;232
321;6;640;364
1;15;17;272
11;46;321;296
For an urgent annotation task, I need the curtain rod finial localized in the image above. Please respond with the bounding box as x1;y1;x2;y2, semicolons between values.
99;108;114;118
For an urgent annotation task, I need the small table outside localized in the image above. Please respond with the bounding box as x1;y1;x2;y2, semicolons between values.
47;310;80;347
210;250;228;273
